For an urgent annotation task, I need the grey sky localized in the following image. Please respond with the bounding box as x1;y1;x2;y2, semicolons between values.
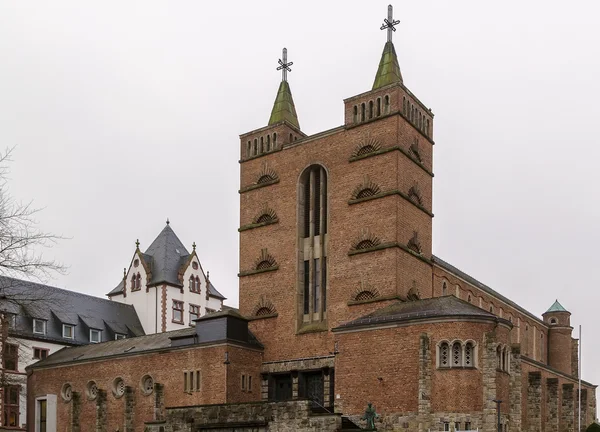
1;1;599;386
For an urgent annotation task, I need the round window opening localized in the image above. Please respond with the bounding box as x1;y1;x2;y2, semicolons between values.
113;377;126;398
87;380;99;400
141;374;154;395
192;262;198;270
133;259;139;268
61;383;73;402
550;318;557;325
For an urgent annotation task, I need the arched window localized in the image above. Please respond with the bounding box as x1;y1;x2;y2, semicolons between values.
298;165;328;326
260;137;264;154
353;106;358;123
452;342;462;366
136;273;141;289
273;133;277;148
131;275;136;290
368;101;373;119
426;119;430;136
550;318;557;325
247;141;251;158
253;139;258;155
195;276;201;293
439;342;449;367
361;103;366;121
442;281;447;296
402;96;406;114
376;98;381;116
266;135;271;152
289;133;293;143
384;96;390;114
464;342;474;367
189;276;194;290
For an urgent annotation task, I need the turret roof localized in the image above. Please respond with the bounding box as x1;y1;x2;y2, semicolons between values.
545;299;568;313
268;80;300;129
372;41;403;90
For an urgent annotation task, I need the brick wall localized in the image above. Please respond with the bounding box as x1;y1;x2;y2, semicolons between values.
27;343;262;431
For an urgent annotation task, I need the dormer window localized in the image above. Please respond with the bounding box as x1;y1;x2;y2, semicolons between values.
62;324;74;339
33;319;46;335
115;333;126;340
90;329;101;343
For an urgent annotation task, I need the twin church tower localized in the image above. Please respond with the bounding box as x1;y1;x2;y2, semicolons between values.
238;4;435;360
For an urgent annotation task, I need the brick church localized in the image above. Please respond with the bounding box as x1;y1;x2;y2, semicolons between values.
27;6;596;432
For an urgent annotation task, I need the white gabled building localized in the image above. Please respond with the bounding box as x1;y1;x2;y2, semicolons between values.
107;221;225;332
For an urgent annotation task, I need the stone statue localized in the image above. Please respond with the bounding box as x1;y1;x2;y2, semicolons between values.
362;402;378;430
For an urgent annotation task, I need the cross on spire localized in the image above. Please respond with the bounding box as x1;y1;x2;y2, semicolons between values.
380;4;400;42
277;48;293;82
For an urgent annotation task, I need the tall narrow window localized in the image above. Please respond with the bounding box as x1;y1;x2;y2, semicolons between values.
3;386;19;427
3;344;18;371
273;133;277;148
38;398;47;432
368;101;373;119
136;273;141;289
353;105;358;123
266;135;271;152
439;342;449;367
376;98;381;116
247;141;251;158
384;96;390;114
172;300;184;324
361;103;366;121
260;137;264;154
299;165;328;325
253;139;258;155
442;281;447;296
452;342;462;366
402;96;406;114
464;342;474;367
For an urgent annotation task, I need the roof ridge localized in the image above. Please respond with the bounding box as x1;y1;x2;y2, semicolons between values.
0;275;136;309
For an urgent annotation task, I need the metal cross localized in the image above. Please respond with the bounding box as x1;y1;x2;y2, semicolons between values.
380;5;400;42
276;48;293;82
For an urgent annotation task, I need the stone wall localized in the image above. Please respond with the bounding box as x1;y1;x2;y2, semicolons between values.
527;372;542;432
546;378;559;432
144;400;341;432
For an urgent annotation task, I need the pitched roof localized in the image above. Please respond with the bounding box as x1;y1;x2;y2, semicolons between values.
334;296;501;331
545;299;568;314
30;318;262;369
268;80;300;129
144;223;190;287
432;255;547;327
372;41;403;90
208;281;226;300
0;276;144;345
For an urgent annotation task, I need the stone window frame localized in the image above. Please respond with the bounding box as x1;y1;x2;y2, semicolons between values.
436;339;478;369
496;344;511;373
140;374;154;396
189;303;200;324
184;370;201;393
61;383;73;403
172;300;184;324
86;380;99;401
112;377;126;399
241;373;253;392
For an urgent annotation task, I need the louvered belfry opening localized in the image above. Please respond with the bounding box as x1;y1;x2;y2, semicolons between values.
298;165;328;326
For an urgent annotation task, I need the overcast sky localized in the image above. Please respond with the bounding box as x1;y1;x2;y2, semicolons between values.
1;1;599;385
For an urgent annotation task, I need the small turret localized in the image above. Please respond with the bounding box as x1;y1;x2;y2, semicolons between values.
542;299;573;376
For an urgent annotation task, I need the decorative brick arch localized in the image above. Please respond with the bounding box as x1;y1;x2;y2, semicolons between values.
350;229;381;251
254;249;277;271
351;177;381;200
256;163;279;185
251;296;277;317
351;135;382;158
253;206;278;225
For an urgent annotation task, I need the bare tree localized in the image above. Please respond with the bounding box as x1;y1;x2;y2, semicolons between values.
0;147;65;428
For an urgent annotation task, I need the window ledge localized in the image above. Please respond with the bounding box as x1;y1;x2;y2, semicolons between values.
348;144;434;177
238;266;279;277
348;241;432;266
248;313;279;321
238;219;279;232
348;189;433;217
297;322;328;335
239;179;280;194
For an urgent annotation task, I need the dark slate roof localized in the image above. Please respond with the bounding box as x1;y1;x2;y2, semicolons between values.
335;296;502;331
208;281;226;300
0;276;144;345
144;224;190;286
30;318;262;369
106;279;124;296
432;255;546;326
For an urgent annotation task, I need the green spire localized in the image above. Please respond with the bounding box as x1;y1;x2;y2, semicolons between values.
545;299;568;313
372;41;403;90
268;80;300;129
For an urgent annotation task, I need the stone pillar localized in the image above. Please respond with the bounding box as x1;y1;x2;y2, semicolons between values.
561;383;574;432
579;389;587;432
571;339;579;379
260;374;269;402
547;378;559;432
154;383;165;422
588;388;597;430
509;344;522;431
323;369;331;407
124;385;135;432
96;389;107;432
291;371;299;400
71;391;82;432
482;334;499;432
527;372;542;432
417;333;431;432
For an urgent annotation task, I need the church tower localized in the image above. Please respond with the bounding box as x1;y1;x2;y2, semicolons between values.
238;5;434;363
